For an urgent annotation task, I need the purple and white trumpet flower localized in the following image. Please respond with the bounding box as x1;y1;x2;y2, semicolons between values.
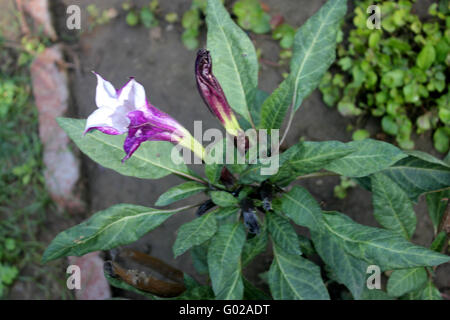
85;73;204;162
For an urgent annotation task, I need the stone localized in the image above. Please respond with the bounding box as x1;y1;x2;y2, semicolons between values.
68;252;111;300
22;0;57;40
30;45;84;212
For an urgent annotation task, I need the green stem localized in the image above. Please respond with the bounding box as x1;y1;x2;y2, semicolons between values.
296;171;340;180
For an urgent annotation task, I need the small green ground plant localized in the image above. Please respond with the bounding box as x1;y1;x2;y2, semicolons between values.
319;0;450;153
0;49;51;298
44;0;450;300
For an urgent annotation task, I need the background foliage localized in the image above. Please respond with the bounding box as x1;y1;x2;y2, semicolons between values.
320;0;450;153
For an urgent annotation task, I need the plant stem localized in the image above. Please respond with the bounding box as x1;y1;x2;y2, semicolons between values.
424;187;450;195
174;172;208;185
296;171;340;180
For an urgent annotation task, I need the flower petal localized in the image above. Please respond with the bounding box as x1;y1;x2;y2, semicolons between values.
85;107;129;135
122;110;180;161
118;78;147;111
94;72;119;109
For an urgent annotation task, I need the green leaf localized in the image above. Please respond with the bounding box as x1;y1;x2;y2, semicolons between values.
268;244;329;300
140;7;158;28
156;182;207;207
242;227;268;267
182;28;199;50
259;79;292;130
381;156;450;201
191;243;209;275
404;150;450;168
233;0;271;34
281;186;323;232
324;139;406;178
420;280;442;300
243;278;271;300
57;118;195;181
430;231;447;252
210;191;238;207
352;129;370;141
266;212;302;255
206;0;258;125
297;235;315;256
387;268;427;297
204;163;223;184
277;140;355;177
260;0;348;129
213;206;240;222
371;173;417;239
311;229;368;299
207;223;246;299
434;127;450;153
43;204;187;262
173;212;217;258
319;212;450;270
426;190;450;233
126;11;139;26
416;44;436;70
382;116;399;136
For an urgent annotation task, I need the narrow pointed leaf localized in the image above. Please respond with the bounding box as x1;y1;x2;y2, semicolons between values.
371;173;417;239
267;212;302;255
210;191;238;207
156;182;207;207
282;141;355;174
272;140;355;184
281;186;323;232
268;244;329;300
311;229;368;299
321;212;450;270
381;156;450;201
242;227;268;267
420;280;442;300
324;139;406;178
207;223;246;300
387;268;427;297
43;204;186;262
173;212;217;258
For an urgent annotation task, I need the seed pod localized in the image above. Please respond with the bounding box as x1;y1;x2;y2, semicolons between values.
240;198;260;234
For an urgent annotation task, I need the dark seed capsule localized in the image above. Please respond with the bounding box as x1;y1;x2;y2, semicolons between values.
259;181;273;211
243;210;260;234
240;198;260;234
196;200;216;216
220;166;236;188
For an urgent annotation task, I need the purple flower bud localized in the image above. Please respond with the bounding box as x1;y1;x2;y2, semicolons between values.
195;49;242;137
